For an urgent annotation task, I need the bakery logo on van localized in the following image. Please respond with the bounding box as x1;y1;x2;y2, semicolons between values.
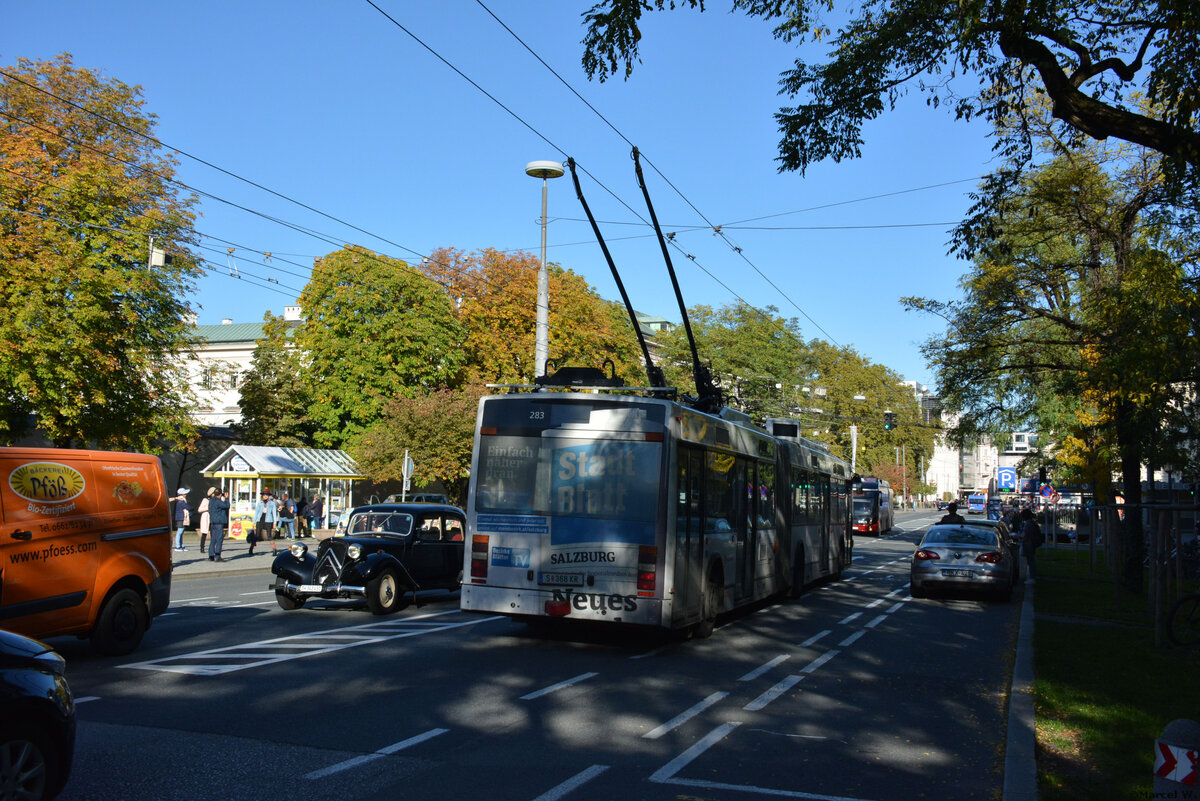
9;462;86;505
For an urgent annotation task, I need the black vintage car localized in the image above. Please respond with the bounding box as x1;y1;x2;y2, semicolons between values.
269;503;465;614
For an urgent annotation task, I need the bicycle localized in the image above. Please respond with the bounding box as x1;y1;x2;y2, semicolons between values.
1167;591;1200;647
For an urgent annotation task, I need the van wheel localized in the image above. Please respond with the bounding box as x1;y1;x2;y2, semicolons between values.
91;587;148;656
366;568;403;615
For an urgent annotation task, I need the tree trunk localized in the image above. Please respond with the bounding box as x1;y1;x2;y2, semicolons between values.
1116;406;1144;594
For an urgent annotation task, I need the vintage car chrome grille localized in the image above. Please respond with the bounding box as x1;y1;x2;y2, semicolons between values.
313;540;349;586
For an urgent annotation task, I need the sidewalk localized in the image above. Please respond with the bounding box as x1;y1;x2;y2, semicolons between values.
171;529;333;580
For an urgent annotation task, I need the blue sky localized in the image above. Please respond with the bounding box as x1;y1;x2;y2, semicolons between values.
2;1;1000;389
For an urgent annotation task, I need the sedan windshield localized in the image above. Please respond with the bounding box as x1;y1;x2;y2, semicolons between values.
922;526;996;547
346;512;413;536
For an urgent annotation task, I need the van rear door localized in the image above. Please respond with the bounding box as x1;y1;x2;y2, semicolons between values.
0;454;101;635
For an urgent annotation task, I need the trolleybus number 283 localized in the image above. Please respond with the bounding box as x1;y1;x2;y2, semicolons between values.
459;394;853;637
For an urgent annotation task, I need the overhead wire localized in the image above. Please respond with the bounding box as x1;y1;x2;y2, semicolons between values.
0;78;629;345
466;0;842;344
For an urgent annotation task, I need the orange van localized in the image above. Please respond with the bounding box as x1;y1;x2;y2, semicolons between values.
0;447;172;655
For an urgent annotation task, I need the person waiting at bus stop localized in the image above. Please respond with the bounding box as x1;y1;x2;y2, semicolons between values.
938;502;966;524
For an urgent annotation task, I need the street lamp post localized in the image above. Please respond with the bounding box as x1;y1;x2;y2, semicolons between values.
525;160;565;379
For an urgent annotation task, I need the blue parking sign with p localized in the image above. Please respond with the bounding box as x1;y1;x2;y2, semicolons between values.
998;467;1018;492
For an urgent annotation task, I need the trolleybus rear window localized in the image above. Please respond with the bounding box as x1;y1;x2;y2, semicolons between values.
476;398;664;527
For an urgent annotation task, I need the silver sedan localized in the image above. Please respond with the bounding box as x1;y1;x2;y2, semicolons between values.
910;524;1017;601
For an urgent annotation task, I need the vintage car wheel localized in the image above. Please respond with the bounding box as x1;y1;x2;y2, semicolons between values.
273;579;305;610
366;567;404;615
91;587;149;656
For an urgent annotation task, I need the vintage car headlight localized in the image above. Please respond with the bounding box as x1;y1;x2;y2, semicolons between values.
347;544;362;560
289;542;307;559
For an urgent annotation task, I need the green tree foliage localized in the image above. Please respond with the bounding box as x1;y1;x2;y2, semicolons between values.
807;340;933;480
422;247;644;384
653;302;932;474
235;313;315;447
351;387;486;506
905;141;1200;591
0;54;201;449
654;301;814;420
581;1;1200;189
297;246;466;449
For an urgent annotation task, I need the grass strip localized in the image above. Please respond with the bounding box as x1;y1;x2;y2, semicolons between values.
1033;549;1200;801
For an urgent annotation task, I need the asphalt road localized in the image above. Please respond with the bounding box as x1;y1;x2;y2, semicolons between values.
49;510;1023;801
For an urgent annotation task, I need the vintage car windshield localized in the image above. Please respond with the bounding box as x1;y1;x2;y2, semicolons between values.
345;512;414;537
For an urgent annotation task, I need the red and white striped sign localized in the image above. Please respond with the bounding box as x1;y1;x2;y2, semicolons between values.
1155;740;1198;785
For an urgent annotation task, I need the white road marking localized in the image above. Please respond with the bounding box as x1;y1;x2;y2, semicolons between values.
530;764;610;801
738;655;790;682
173;596;218;603
121;612;501;675
864;615;888;629
521;672;599;700
630;645;670;660
838;631;866;647
800;630;831;647
644;692;729;739
801;650;840;674
650;721;742;783
239;590;274;596
838;612;861;625
74;696;101;704
744;674;805;711
304;728;449;780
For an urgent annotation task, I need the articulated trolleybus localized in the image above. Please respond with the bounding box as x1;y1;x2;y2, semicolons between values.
460;389;854;637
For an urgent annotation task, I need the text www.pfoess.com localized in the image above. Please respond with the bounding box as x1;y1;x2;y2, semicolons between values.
8;541;98;564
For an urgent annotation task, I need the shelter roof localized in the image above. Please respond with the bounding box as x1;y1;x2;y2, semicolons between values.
201;445;363;479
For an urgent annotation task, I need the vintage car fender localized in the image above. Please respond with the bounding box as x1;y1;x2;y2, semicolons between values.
358;552;418;591
271;551;316;585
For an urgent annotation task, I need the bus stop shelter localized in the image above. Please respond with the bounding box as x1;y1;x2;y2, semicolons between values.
201;446;364;536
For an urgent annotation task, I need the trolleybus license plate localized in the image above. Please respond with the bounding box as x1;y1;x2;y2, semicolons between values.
538;572;584;586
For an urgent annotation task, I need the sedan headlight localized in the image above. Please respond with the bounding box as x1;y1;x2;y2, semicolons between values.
347;544;362;560
289;542;308;559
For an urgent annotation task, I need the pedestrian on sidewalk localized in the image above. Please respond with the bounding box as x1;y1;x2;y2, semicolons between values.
208;488;230;562
296;496;309;538
311;495;325;532
172;489;192;551
1019;508;1044;584
279;492;297;539
197;488;215;554
252;490;278;555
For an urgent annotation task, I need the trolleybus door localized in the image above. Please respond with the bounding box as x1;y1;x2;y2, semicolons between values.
674;446;704;619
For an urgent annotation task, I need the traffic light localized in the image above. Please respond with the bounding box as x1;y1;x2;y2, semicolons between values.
883;412;897;430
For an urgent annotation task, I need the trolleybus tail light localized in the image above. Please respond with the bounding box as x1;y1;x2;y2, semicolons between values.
545;599;571;617
637;546;658;595
975;551;1004;564
471;535;489;582
914;549;940;560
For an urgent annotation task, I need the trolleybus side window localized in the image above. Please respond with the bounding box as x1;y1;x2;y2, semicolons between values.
705;452;737;534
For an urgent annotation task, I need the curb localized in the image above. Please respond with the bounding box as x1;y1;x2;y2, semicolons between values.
1003;582;1038;801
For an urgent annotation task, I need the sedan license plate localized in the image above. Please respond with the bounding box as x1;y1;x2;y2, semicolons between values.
941;569;973;578
298;584;324;593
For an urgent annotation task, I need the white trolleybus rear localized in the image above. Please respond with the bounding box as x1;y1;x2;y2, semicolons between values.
460;392;853;637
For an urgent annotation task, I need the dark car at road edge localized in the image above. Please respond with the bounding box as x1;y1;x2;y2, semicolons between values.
0;628;76;801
